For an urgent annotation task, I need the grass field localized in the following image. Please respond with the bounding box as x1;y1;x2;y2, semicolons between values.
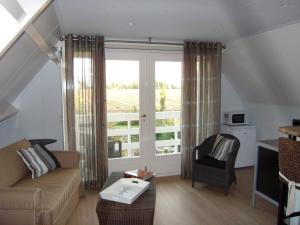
107;89;181;113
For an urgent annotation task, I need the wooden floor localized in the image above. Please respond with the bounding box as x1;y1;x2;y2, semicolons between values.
67;168;276;225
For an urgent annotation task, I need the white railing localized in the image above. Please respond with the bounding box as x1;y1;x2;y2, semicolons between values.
107;111;181;157
75;111;181;158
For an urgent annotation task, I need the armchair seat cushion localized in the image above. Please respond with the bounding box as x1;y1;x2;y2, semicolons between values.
195;156;226;169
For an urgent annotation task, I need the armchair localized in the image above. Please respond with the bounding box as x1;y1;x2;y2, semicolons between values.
192;134;240;195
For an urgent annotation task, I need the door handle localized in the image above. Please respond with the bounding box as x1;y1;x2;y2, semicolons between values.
140;114;146;118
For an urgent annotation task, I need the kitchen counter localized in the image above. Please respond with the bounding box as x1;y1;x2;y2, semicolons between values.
257;139;278;152
253;139;279;207
279;126;300;139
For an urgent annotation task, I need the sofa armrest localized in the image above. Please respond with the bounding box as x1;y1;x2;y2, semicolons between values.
0;188;41;210
52;151;80;168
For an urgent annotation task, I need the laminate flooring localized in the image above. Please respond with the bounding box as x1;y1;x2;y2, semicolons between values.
67;168;276;225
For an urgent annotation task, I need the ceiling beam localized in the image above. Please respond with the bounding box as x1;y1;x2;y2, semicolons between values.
25;24;60;64
0;0;52;59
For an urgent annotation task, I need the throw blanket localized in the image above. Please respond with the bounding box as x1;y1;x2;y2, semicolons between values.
279;172;300;225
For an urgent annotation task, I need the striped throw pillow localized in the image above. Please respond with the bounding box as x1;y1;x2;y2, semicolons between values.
32;144;57;171
209;135;235;161
17;147;49;179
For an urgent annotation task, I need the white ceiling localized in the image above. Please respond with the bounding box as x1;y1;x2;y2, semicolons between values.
54;0;300;42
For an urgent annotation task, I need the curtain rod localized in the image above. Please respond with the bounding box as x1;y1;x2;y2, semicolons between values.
59;37;226;49
107;40;226;49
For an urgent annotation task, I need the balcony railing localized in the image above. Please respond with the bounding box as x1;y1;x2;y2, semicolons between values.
107;111;181;157
75;111;181;158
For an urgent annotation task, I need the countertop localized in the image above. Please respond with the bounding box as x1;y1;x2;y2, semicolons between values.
279;126;300;137
257;139;278;152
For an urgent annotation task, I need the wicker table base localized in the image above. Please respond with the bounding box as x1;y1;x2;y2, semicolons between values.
96;172;156;225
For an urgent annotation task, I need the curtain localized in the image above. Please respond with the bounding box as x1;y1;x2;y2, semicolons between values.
181;41;222;179
63;34;108;189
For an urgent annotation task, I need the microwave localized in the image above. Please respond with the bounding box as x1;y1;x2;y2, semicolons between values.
224;111;249;126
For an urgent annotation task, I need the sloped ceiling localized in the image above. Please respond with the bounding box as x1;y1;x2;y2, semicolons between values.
0;3;60;104
1;0;300;111
54;0;300;41
223;21;300;106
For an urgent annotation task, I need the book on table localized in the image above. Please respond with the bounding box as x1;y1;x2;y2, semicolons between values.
124;169;155;180
100;178;150;204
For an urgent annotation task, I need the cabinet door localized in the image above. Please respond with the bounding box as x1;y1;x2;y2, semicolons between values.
234;128;256;168
256;147;279;201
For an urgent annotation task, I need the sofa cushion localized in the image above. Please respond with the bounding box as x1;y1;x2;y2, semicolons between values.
12;168;81;225
0;139;32;188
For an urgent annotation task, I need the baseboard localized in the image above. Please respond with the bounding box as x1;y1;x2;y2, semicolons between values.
155;171;181;177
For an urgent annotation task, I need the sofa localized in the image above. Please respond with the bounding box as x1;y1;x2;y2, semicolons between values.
0;139;81;225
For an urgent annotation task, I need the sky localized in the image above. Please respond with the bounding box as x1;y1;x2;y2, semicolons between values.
106;60;182;88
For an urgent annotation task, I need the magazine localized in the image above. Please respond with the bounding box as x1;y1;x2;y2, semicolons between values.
124;169;155;180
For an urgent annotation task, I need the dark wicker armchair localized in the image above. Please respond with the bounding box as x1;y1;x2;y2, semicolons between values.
192;134;240;195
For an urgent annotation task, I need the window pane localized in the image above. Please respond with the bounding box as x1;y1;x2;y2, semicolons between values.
108;121;128;129
108;136;128;143
155;62;181;111
131;135;139;143
156;132;175;141
106;60;140;158
155;61;182;155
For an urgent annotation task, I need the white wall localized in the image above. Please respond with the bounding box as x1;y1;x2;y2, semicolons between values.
0;115;19;148
0;60;63;149
221;73;245;119
223;21;300;106
247;103;300;140
223;22;300;141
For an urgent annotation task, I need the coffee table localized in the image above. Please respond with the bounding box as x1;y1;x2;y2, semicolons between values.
96;172;156;225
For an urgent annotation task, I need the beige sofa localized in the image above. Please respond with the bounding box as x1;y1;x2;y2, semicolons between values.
0;139;81;225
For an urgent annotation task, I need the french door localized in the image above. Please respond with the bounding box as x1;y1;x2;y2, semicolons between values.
106;49;182;176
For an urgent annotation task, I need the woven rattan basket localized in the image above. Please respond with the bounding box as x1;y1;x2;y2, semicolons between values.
278;137;300;183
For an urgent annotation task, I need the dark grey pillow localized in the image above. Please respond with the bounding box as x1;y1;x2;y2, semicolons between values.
33;144;57;171
28;139;61;168
38;144;61;168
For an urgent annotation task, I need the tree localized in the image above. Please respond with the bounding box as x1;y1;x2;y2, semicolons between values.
159;83;167;111
133;104;138;112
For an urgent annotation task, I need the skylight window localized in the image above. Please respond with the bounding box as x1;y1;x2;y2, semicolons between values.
0;0;49;54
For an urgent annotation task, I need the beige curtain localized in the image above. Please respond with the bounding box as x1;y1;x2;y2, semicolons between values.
181;41;222;179
64;34;108;189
